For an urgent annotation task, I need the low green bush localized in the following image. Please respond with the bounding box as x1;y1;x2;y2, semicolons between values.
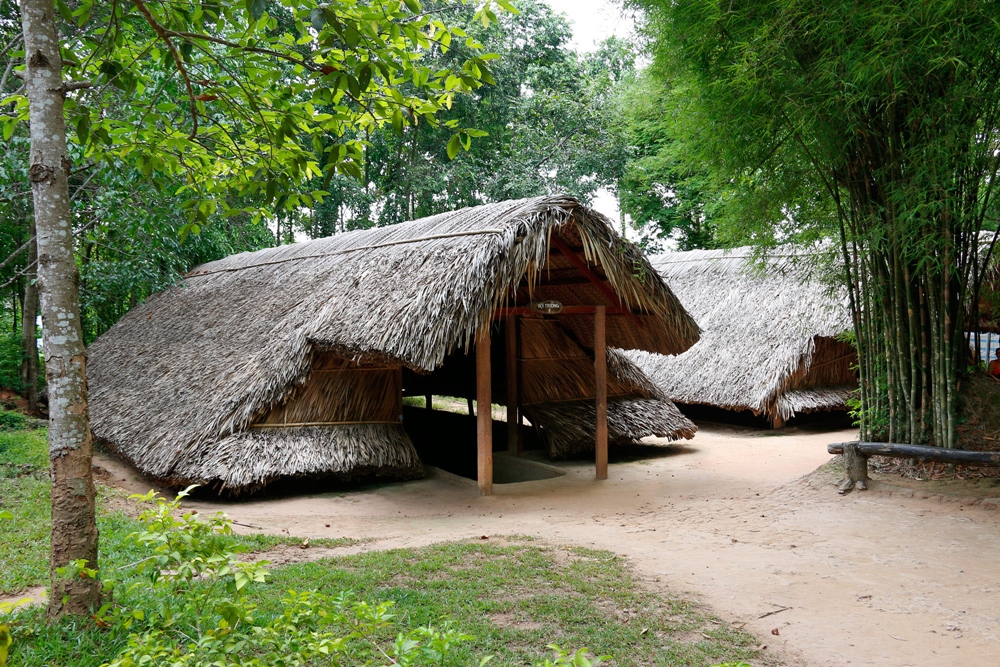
0;333;23;395
0;410;27;431
87;489;605;667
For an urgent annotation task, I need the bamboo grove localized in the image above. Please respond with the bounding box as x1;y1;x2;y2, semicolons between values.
635;0;1000;447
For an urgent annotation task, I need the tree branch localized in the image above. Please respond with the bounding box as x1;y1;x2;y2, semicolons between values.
0;50;17;93
0;33;22;62
131;0;199;140
0;259;36;291
164;29;321;72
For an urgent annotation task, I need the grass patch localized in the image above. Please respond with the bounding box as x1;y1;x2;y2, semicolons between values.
246;541;774;667
0;430;356;595
402;395;508;421
3;430;773;666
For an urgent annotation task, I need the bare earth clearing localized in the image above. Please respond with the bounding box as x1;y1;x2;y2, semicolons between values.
97;423;1000;667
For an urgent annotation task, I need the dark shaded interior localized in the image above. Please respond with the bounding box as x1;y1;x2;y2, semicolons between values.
402;405;549;481
677;403;853;430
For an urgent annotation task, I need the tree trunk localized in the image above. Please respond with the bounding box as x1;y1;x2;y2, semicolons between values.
20;220;39;415
20;0;100;617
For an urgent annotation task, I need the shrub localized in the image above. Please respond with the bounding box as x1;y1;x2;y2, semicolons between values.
0;333;23;395
99;489;488;667
0;411;27;431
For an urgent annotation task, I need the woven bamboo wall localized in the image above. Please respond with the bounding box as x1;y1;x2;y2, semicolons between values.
254;353;400;426
790;336;857;390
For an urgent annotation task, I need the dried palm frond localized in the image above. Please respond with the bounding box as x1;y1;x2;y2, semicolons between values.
526;398;697;459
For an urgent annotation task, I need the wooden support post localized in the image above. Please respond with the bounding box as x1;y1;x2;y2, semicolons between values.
506;316;518;454
477;329;493;496
594;305;608;480
837;442;869;495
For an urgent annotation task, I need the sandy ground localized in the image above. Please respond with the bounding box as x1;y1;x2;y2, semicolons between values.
96;423;1000;667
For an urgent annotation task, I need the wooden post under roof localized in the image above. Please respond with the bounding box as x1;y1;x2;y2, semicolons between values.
506;316;518;453
477;328;493;496
594;305;608;480
394;367;403;421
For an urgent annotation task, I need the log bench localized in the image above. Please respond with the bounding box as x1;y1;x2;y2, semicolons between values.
827;441;1000;494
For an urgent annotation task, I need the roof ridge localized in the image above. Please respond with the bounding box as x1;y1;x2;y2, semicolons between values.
185;228;505;278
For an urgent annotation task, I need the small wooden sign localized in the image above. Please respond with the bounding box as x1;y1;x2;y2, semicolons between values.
530;300;563;315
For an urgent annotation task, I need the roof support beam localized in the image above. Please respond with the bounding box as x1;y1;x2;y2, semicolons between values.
494;305;639;318
550;235;643;329
477;328;493;496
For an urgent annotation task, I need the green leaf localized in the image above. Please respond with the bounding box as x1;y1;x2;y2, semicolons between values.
55;0;74;23
446;134;460;159
403;0;422;13
344;26;360;49
357;63;372;91
76;113;91;146
310;8;326;32
495;0;519;14
391;109;404;137
248;0;267;21
347;75;361;99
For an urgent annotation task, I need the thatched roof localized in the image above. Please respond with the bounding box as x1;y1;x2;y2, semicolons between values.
88;195;699;490
526;397;697;459
625;247;855;421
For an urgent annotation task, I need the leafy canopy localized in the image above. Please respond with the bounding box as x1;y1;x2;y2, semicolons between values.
3;0;512;237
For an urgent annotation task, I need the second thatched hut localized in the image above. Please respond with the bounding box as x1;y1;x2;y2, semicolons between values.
626;247;856;426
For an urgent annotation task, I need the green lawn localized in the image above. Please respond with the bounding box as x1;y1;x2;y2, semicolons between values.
1;427;773;667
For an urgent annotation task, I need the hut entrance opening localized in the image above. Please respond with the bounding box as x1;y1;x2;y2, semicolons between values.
400;228;665;495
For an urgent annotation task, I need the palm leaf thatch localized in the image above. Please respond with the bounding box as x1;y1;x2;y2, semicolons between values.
526;397;697;459
625;247;856;423
88;195;699;492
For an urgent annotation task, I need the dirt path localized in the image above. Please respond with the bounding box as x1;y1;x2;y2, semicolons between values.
109;424;1000;667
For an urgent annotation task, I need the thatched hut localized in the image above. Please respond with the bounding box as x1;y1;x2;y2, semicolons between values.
626;247;856;426
88;196;699;494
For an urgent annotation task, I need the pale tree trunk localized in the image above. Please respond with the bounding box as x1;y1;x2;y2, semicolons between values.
20;220;39;415
20;0;100;617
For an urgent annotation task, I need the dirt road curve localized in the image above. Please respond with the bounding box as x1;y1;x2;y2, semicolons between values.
174;424;1000;667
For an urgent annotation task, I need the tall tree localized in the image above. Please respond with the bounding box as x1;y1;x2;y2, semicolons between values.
615;70;718;252
19;0;100;616
9;0;504;616
303;2;634;231
19;220;37;414
634;0;1000;446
